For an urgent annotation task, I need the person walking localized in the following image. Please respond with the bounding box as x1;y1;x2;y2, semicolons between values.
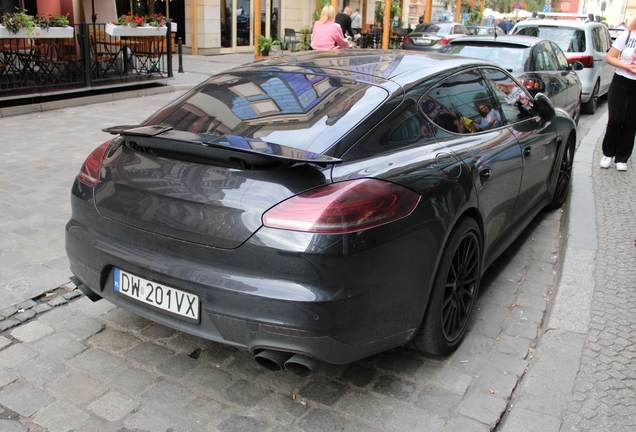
351;8;362;35
311;5;352;51
599;18;636;171
498;18;513;34
335;6;355;39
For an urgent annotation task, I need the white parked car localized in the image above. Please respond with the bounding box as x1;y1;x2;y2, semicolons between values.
512;17;614;114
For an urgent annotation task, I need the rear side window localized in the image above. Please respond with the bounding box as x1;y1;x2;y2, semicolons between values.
548;42;571;70
592;26;611;52
421;69;503;134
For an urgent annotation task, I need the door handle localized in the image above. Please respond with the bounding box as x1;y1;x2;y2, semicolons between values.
523;147;532;158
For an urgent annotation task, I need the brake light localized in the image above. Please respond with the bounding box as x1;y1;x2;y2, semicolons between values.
77;142;110;187
438;38;450;45
404;36;410;44
568;56;593;68
262;179;420;234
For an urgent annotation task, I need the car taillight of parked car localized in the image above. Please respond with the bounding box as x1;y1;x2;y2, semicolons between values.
262;179;420;234
438;38;450;45
77;141;111;187
404;36;410;44
568;56;594;68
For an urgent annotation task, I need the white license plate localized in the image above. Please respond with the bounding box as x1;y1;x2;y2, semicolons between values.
114;268;199;321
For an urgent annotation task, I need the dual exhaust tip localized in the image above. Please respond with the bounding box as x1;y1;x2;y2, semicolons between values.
254;349;321;377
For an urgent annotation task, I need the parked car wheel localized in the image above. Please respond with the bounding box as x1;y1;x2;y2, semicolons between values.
410;217;482;356
548;135;575;209
582;81;599;114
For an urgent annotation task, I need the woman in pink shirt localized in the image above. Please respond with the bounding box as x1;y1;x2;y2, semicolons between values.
310;5;351;51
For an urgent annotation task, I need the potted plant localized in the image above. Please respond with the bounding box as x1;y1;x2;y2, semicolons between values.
298;27;311;51
257;34;273;56
106;12;169;36
1;8;36;37
1;9;74;38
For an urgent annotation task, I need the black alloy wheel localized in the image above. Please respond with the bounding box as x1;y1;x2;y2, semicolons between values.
409;217;482;356
548;135;575;209
582;81;599;114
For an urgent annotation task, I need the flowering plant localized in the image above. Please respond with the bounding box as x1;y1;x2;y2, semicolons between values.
35;12;70;30
147;13;169;28
113;12;170;28
1;8;36;36
114;12;147;28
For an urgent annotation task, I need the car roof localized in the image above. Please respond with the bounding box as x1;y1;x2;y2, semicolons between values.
514;18;606;29
448;34;547;48
238;50;493;88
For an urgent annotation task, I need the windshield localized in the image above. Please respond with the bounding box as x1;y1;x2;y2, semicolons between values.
145;72;388;154
514;26;586;53
445;45;529;72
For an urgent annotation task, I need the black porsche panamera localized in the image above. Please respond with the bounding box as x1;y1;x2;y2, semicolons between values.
66;50;576;377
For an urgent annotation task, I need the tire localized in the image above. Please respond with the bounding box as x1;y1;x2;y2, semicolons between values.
409;217;482;356
581;81;599;114
547;134;575;209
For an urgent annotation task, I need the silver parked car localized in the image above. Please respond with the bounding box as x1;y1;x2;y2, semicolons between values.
403;22;471;51
512;18;614;114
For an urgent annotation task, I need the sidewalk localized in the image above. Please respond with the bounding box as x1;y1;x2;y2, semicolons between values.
501;102;636;430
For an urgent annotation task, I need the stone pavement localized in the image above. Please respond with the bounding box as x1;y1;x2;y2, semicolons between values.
0;53;628;431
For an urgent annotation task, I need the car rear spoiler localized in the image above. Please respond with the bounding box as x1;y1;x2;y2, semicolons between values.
103;125;342;168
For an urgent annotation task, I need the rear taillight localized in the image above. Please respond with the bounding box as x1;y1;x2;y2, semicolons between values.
262;179;420;234
568;56;593;68
519;77;544;91
404;36;410;44
438;38;450;45
77;142;110;187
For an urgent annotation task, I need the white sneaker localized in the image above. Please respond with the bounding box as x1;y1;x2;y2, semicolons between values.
616;162;627;171
600;156;612;168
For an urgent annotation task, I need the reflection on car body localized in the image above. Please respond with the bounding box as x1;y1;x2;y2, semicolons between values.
512;18;614;114
441;35;583;124
66;50;576;377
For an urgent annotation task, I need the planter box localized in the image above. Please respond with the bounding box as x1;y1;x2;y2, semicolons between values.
106;23;168;37
0;25;74;39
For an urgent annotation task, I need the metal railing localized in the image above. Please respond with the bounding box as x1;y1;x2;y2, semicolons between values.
0;23;173;101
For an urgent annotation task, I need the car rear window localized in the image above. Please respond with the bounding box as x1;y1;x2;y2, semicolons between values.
415;23;445;33
445;44;529;72
514;26;586;53
145;72;388;154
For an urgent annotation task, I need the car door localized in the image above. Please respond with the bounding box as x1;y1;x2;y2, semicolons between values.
421;68;523;253
481;67;559;222
549;41;582;116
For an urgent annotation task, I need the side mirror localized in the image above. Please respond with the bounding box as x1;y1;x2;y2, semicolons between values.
571;61;584;71
533;93;556;121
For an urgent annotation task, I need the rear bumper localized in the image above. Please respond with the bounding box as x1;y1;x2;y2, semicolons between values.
66;187;442;364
